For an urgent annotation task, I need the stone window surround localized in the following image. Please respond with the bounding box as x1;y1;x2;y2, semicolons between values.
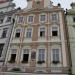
27;14;34;23
51;25;59;37
38;26;46;38
51;13;59;22
25;27;33;38
39;13;47;23
17;16;25;24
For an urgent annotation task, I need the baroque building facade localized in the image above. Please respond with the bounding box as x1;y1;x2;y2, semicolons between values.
0;0;20;70
4;0;70;75
66;3;75;75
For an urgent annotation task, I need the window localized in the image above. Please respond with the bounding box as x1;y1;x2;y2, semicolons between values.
40;27;45;37
52;49;60;63
22;49;29;63
0;18;4;24
73;17;75;22
40;15;46;22
0;44;4;57
1;28;8;38
52;13;58;21
52;27;58;36
38;49;45;62
6;16;11;22
26;28;32;38
9;49;17;63
28;16;33;23
15;29;20;38
18;16;24;24
31;52;36;59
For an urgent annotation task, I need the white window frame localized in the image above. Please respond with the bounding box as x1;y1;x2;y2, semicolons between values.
1;28;8;38
38;49;45;61
27;14;34;23
9;49;17;62
38;26;46;38
21;49;29;62
21;47;31;64
25;27;33;38
52;49;60;61
51;46;61;64
11;49;17;54
17;16;24;24
39;13;47;22
51;25;59;37
15;28;21;38
51;13;59;22
36;47;46;63
6;16;12;22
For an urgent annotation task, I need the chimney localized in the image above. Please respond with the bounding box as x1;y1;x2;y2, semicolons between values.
26;0;32;9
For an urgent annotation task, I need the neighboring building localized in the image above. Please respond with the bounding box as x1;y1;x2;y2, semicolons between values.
0;0;20;69
66;3;75;75
5;0;70;75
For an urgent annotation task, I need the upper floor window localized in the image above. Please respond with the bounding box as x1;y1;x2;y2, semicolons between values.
22;49;29;63
15;29;21;38
28;16;33;23
9;49;17;63
52;26;58;36
0;44;4;57
26;28;32;38
1;28;8;38
6;16;11;22
38;49;45;62
52;49;60;64
40;27;45;37
0;18;4;24
40;14;46;22
52;13;58;21
18;16;24;24
73;17;75;22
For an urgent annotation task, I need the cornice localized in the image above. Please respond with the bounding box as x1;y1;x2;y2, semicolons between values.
15;7;64;15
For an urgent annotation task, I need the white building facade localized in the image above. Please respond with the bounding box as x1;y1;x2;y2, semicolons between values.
0;0;20;68
4;0;70;75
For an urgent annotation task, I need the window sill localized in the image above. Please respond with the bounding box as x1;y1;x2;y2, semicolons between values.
8;61;15;63
27;22;34;24
13;37;20;39
25;37;32;39
21;61;28;64
51;36;59;38
37;61;45;64
39;37;45;38
52;61;60;64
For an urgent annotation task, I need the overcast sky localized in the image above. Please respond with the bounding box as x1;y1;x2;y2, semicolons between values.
13;0;75;9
